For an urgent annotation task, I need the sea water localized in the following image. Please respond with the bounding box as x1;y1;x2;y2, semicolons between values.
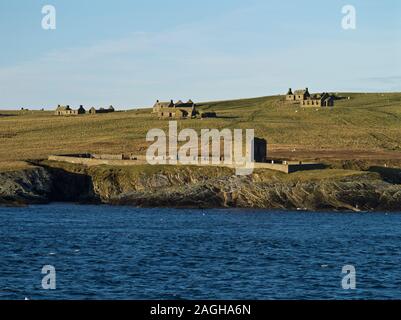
1;204;401;300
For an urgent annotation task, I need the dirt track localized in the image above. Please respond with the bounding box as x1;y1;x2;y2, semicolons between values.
269;145;401;162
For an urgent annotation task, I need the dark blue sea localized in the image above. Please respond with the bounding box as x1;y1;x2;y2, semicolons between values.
1;204;401;300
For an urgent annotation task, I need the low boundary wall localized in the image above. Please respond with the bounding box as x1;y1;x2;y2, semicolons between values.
48;155;325;173
48;155;147;166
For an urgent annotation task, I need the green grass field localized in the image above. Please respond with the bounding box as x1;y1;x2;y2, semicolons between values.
1;92;401;170
41;159;376;184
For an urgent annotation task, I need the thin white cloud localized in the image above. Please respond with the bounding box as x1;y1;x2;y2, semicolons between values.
0;2;399;109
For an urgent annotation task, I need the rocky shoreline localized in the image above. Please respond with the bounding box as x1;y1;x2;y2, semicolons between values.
1;162;400;211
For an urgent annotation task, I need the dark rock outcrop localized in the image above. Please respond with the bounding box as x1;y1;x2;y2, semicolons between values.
1;163;400;211
0;167;52;205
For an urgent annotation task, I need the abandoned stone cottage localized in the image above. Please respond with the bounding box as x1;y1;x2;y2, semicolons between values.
89;106;115;114
152;100;197;119
285;88;334;107
54;105;86;116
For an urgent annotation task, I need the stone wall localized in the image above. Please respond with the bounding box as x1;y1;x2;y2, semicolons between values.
48;155;147;166
48;155;325;174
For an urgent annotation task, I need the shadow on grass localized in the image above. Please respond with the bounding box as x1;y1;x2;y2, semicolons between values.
369;166;401;184
213;116;240;119
0;114;17;117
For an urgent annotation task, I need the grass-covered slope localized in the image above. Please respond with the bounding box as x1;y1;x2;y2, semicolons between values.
1;92;401;166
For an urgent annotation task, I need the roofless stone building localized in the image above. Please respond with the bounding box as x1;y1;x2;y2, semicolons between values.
153;99;197;119
89;106;115;114
54;105;86;116
55;105;116;116
285;88;334;107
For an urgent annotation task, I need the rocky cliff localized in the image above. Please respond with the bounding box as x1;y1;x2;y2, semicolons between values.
0;167;52;205
1;161;400;211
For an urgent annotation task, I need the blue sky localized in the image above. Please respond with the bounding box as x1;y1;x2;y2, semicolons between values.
0;0;400;109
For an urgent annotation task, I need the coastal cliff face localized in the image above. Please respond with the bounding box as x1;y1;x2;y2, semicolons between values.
90;167;401;211
1;162;400;211
0;167;52;205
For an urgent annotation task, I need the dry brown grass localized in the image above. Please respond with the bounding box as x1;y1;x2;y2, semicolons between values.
1;92;401;170
0;161;34;172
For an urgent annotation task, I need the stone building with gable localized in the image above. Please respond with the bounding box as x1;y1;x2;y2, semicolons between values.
54;105;86;116
285;88;334;107
152;99;197;119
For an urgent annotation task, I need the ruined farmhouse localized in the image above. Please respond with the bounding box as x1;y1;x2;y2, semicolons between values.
285;88;334;107
89;106;115;114
55;105;116;116
54;105;86;116
153;99;197;119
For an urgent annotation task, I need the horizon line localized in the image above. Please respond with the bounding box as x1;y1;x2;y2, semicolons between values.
1;89;400;111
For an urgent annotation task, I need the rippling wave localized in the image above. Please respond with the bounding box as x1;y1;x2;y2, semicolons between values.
1;204;400;300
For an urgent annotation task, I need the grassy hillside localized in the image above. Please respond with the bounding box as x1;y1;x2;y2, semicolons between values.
40;159;372;183
1;92;401;167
